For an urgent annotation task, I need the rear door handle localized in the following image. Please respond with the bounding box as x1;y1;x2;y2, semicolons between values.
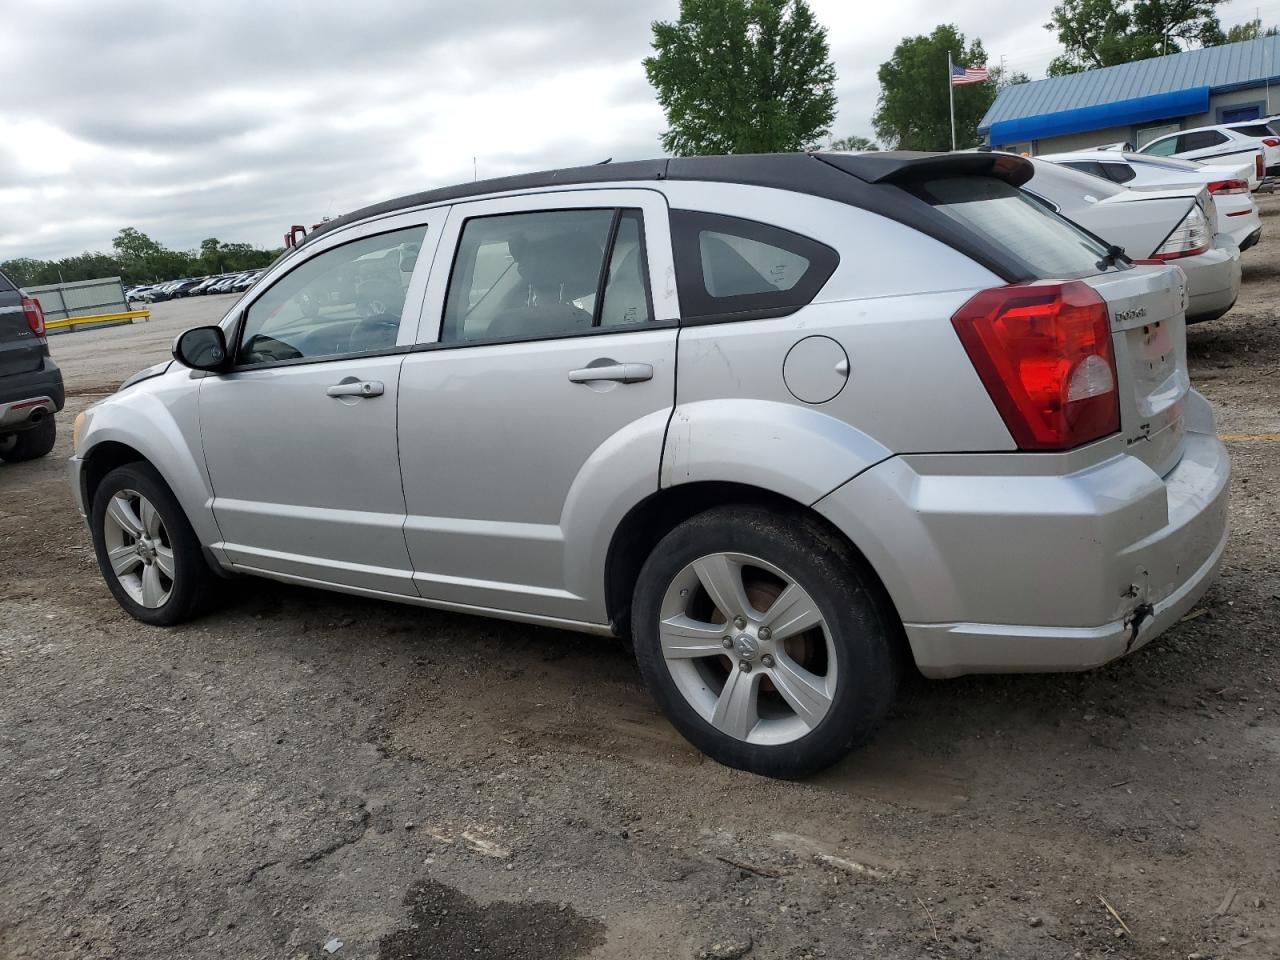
326;380;384;398
567;363;653;384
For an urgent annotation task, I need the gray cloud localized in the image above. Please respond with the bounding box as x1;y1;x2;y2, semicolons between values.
3;0;1259;262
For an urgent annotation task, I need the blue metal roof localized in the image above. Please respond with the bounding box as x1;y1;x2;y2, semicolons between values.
980;35;1280;135
988;86;1210;143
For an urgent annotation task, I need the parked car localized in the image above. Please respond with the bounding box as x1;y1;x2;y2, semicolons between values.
1038;150;1262;251
208;273;248;294
230;271;261;292
1224;119;1280;161
0;268;63;462
1136;123;1275;183
70;152;1230;777
190;276;229;295
1021;158;1241;323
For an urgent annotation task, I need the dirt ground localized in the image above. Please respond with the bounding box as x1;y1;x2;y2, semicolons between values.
2;201;1278;960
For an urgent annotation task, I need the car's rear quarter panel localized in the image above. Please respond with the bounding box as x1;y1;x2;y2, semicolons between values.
658;183;1015;500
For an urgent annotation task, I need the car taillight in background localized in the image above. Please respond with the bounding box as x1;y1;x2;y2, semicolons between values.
1147;205;1209;261
1262;137;1280;147
951;281;1120;451
1207;179;1249;195
21;297;45;338
1257;154;1266;179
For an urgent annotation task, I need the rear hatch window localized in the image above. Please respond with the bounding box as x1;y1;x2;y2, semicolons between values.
912;176;1112;280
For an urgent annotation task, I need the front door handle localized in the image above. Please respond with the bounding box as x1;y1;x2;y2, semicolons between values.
567;362;653;384
326;380;384;398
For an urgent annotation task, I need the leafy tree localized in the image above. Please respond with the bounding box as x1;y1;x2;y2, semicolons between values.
644;0;838;155
1208;17;1279;43
829;134;878;151
111;227;164;262
199;238;225;274
1046;0;1226;75
873;25;995;151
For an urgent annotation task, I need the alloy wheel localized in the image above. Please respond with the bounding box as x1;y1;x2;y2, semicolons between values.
658;552;838;745
101;489;175;608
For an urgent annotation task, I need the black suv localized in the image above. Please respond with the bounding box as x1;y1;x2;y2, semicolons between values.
0;268;64;462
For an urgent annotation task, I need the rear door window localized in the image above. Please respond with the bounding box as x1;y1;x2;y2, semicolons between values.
1142;136;1179;156
670;211;838;322
914;176;1111;279
1230;124;1274;138
441;208;653;343
0;270;14;292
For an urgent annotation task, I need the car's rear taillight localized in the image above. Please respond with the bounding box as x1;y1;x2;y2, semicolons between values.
1257;154;1266;179
1148;205;1209;261
1262;137;1279;147
21;297;45;337
951;281;1120;451
1207;178;1249;195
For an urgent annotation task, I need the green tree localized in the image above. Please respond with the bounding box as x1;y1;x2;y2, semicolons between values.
644;0;838;155
1208;17;1279;43
829;134;878;151
873;25;995;151
199;238;225;274
111;227;163;262
1046;0;1226;75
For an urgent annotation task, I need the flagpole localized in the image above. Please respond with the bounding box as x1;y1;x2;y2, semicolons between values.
948;51;956;151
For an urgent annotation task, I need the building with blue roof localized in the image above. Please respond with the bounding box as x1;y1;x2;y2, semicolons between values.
979;35;1280;153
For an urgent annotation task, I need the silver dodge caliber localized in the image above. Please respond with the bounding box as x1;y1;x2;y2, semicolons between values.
70;152;1230;778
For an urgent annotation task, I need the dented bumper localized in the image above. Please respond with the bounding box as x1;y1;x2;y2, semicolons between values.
815;391;1230;679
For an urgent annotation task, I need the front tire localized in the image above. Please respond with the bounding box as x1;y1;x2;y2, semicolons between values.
90;462;217;625
631;505;901;778
0;417;56;463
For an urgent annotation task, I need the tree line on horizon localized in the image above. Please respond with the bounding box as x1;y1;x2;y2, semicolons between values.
2;227;282;289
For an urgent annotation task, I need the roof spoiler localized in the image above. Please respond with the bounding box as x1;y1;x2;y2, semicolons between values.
815;150;1034;188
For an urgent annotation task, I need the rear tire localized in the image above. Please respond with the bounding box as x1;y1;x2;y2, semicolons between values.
631;505;901;779
0;417;56;463
90;462;218;625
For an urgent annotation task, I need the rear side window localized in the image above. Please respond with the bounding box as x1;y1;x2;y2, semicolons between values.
670;211;838;322
1178;130;1228;151
1100;162;1136;183
914;176;1110;280
1061;160;1108;180
1230;124;1274;138
0;270;14;292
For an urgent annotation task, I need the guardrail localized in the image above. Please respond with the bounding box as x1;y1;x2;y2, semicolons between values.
44;307;151;335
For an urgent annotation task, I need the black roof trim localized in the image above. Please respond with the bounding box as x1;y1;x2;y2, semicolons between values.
307;159;670;242
300;152;1038;283
818;150;1034;187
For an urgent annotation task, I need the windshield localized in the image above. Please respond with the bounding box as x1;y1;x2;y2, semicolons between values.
915;176;1114;280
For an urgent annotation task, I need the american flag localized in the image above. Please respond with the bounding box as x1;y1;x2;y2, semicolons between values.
951;63;989;85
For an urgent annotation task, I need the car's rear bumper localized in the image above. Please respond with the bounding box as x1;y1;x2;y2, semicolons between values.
1238;225;1263;251
815;391;1230;678
0;356;64;431
1180;235;1241;321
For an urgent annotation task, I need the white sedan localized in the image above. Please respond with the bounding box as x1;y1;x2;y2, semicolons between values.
1022;159;1241;323
1038;150;1262;252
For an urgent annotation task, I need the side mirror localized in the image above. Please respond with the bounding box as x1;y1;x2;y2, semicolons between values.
172;325;229;371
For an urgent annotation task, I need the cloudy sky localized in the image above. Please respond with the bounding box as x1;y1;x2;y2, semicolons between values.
0;0;1270;261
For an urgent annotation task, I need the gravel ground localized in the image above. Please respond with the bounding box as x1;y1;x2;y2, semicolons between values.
2;202;1278;960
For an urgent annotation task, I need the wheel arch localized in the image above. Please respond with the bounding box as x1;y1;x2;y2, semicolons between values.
604;480;908;662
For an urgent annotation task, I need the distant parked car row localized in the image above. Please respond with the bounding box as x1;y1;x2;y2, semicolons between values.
126;270;264;304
